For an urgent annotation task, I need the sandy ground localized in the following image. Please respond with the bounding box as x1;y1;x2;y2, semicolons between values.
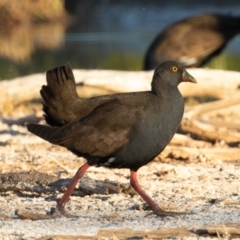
0;115;240;240
1;67;240;239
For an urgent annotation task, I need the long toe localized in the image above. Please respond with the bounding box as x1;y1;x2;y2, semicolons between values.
146;210;193;218
49;206;78;218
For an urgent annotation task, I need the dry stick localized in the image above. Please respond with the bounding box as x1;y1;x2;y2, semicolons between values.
47;155;74;174
184;95;240;119
205;120;240;129
181;95;240;142
205;224;240;236
165;145;240;161
171;133;211;147
181;118;240;143
15;209;60;220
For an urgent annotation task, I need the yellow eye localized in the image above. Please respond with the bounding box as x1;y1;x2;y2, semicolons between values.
172;66;178;72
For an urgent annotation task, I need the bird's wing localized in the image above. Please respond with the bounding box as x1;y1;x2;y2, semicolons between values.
56;98;142;157
179;29;224;57
166;28;225;66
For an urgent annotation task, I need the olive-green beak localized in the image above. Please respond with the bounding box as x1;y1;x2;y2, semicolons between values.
182;70;197;83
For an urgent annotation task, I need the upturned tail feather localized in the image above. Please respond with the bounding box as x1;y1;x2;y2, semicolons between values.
41;63;79;127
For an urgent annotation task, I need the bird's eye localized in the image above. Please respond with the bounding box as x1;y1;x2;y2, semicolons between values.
172;66;178;72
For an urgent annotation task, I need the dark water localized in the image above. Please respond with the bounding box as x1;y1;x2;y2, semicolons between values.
1;0;240;80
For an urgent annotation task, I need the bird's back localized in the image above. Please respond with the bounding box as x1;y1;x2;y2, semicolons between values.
144;13;240;69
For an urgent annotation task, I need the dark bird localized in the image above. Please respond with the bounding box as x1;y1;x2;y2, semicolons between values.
144;13;240;70
27;61;196;217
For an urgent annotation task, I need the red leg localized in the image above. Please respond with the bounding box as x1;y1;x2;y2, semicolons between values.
57;162;90;215
130;170;164;214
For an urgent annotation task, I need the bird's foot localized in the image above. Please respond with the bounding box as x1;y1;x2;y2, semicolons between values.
48;206;78;218
146;205;192;218
146;210;192;218
45;195;77;218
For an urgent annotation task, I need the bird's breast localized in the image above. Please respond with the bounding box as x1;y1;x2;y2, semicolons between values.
113;94;184;169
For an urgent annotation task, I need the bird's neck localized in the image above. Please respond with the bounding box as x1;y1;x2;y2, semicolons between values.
151;80;180;99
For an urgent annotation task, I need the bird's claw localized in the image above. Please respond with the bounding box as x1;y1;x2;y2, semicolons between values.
45;196;76;218
48;207;78;218
145;210;193;218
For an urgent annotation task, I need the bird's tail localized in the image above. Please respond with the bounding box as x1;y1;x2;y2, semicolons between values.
27;124;60;145
41;63;80;127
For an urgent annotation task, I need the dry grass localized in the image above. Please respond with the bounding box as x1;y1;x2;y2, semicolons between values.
0;0;67;26
0;23;65;63
0;0;68;63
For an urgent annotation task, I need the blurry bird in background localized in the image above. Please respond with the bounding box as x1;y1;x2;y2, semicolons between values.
144;13;240;70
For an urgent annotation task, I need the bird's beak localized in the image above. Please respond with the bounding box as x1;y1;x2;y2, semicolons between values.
182;70;197;83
